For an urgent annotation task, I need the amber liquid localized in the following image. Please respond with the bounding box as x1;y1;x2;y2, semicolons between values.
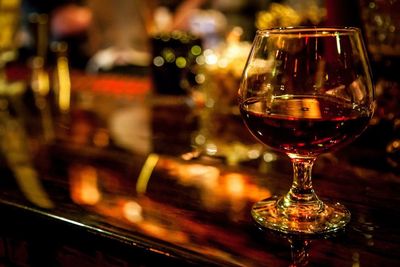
240;95;371;156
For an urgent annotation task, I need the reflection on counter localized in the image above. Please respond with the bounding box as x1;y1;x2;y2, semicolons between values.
63;149;272;218
42;144;282;266
0;83;295;265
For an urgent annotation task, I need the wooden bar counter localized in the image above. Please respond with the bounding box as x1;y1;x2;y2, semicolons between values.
0;67;399;266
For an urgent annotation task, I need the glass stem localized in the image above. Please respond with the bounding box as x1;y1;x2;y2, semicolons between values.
289;238;311;267
278;157;324;213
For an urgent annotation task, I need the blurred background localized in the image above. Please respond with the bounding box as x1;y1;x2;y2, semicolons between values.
6;0;398;82
7;0;397;94
0;2;400;266
0;0;399;164
13;0;357;69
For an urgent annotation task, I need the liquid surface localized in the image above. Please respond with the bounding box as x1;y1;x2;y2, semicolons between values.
240;95;371;156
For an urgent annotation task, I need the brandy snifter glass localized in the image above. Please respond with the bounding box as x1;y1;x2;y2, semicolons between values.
238;27;375;234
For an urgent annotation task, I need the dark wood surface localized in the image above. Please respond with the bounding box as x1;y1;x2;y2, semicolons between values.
0;69;400;266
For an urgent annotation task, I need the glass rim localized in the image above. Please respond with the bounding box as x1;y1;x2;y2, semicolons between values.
256;26;361;37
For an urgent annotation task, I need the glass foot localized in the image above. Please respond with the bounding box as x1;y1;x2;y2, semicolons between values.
251;196;350;235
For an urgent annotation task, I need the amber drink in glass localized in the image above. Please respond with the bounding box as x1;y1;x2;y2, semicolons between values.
238;27;375;234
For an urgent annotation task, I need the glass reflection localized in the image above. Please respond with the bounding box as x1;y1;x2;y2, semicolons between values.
254;226;347;267
288;238;311;267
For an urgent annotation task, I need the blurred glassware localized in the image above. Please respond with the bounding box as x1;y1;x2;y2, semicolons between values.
27;13;49;61
256;1;326;30
192;28;264;165
200;28;250;110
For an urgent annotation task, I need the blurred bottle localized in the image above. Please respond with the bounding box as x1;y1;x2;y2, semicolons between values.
0;0;21;67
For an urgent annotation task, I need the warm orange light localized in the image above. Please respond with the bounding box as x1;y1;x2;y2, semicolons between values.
93;129;110;147
169;160;272;212
56;56;71;112
122;201;143;223
140;222;188;243
70;165;101;205
225;173;245;197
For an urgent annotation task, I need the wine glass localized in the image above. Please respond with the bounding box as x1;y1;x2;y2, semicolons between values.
238;27;375;234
